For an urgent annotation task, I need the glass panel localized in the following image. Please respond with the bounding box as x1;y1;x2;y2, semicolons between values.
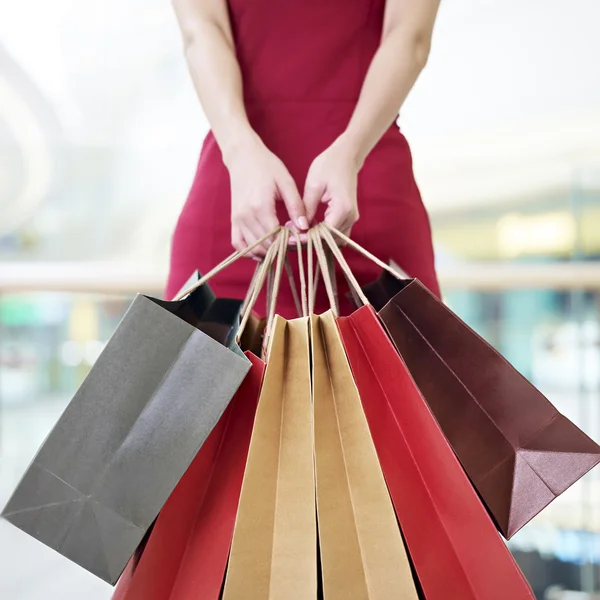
445;288;600;597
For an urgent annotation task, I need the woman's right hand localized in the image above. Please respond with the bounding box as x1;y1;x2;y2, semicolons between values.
225;135;308;258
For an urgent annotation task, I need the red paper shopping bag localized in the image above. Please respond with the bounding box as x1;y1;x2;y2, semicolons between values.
337;306;535;600
113;352;264;600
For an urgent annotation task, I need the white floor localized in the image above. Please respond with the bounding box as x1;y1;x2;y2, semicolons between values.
0;399;112;600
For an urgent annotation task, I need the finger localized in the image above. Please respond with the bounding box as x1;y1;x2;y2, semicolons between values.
231;227;247;253
303;179;327;224
339;221;353;245
323;206;346;232
244;216;275;257
325;202;358;230
238;224;265;259
254;211;280;254
284;221;307;246
288;232;308;245
277;175;308;231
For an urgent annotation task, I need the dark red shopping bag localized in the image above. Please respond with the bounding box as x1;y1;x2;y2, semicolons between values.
358;272;600;538
337;305;535;600
327;222;600;539
113;352;264;600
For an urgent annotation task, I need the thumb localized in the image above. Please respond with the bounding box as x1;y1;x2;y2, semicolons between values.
303;179;327;224
277;175;308;231
323;201;347;232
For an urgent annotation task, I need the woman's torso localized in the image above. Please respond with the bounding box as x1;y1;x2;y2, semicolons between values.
167;0;439;308
230;0;395;185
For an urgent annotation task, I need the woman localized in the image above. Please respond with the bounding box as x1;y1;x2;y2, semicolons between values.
165;0;441;315
112;3;442;596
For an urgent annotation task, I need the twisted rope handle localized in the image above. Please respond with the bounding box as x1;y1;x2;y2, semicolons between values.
284;259;303;318
240;261;263;317
236;236;281;344
263;227;290;351
310;228;339;316
173;227;282;301
324;224;409;280
290;229;308;317
307;228;314;314
318;224;370;307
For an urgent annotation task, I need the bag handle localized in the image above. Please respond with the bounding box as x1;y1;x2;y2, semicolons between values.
240;261;263;317
324;224;409;280
318;224;370;307
278;229;308;318
173;227;282;301
310;227;339;316
290;228;308;318
263;227;291;350
238;227;306;340
307;228;315;314
237;235;282;344
284;259;303;318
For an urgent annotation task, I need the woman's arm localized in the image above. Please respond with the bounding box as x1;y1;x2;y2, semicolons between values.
303;0;440;234
340;0;440;167
172;0;307;256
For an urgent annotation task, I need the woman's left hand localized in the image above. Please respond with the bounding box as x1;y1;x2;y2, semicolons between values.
302;136;361;237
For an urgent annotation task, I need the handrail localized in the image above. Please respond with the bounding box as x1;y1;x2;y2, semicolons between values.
0;261;600;294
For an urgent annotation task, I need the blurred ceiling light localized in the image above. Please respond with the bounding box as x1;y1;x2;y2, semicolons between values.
0;72;52;235
497;211;577;258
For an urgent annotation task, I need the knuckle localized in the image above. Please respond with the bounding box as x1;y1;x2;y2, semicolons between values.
231;212;245;224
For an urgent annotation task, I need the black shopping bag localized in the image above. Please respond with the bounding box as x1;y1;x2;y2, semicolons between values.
2;280;251;584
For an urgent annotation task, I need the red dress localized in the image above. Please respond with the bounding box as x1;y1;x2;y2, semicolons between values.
165;0;440;315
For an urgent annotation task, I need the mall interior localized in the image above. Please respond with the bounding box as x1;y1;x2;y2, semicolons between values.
1;1;600;598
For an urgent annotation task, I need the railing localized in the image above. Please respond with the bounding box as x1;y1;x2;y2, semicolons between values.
2;261;600;293
546;589;600;600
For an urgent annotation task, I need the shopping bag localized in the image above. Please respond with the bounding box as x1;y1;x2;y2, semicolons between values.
311;311;419;599
1;263;260;582
112;351;265;600
312;224;533;597
358;269;600;538
336;304;535;599
223;316;317;600
112;235;283;599
329;222;600;539
238;313;266;355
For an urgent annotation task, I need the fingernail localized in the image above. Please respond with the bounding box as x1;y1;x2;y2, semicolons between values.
252;256;261;262
289;237;297;244
297;216;309;230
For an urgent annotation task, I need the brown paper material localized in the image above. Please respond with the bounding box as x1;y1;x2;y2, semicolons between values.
223;316;316;600
238;313;267;355
311;311;419;599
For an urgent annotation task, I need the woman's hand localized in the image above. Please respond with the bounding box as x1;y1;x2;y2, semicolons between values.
226;135;308;258
302;135;361;237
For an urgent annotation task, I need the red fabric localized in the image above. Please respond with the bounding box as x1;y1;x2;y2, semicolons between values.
166;0;439;315
112;352;264;600
336;306;535;600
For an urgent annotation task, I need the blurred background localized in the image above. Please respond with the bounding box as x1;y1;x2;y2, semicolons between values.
1;0;600;598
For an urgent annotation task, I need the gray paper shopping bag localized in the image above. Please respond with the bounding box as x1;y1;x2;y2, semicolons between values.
2;281;251;584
